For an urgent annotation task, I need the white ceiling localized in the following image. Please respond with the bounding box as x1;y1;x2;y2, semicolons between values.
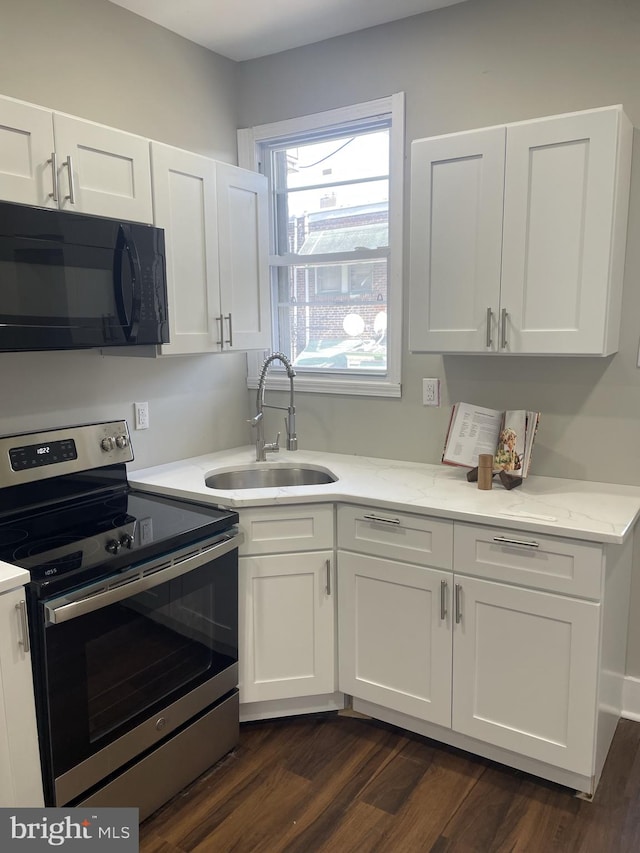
107;0;469;61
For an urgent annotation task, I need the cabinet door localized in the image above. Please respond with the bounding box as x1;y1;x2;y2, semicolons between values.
53;113;153;222
216;163;271;351
0;587;44;806
452;575;600;776
151;142;222;355
239;551;334;703
409;127;505;353
501;108;630;355
338;552;452;726
0;96;56;208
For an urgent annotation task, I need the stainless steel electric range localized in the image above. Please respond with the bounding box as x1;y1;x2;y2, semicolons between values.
0;420;240;820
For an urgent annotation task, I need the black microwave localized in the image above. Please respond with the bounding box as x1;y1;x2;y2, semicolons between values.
0;200;169;352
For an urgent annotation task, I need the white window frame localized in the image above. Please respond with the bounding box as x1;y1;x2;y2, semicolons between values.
238;93;404;398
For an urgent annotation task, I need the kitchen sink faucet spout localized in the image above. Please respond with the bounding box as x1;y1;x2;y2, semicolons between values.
250;352;297;462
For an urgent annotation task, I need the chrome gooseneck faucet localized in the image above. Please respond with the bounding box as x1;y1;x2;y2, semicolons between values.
250;352;297;462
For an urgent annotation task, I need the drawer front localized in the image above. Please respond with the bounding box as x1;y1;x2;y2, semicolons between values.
239;504;334;555
454;523;603;599
337;505;453;569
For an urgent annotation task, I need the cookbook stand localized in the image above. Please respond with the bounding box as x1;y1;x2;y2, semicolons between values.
466;467;523;490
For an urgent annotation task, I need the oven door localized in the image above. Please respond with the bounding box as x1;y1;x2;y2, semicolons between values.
32;533;238;806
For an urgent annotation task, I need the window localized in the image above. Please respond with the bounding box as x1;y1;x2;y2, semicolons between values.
238;94;404;397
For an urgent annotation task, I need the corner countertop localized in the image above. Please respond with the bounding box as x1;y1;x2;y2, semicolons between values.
128;446;640;545
0;561;30;596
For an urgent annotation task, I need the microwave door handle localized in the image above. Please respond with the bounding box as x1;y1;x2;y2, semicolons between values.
114;224;142;342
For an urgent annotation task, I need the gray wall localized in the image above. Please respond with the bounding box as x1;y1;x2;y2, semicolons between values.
0;0;250;469
237;0;640;674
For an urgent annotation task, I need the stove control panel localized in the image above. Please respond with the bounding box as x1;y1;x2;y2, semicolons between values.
0;420;134;487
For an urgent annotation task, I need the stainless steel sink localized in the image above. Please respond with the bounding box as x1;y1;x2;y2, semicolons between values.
205;464;338;490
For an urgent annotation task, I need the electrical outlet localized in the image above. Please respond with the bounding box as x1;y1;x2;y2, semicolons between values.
422;379;440;407
134;401;149;430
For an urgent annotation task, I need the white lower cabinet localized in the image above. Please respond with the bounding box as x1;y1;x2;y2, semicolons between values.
238;505;336;708
338;506;631;794
451;575;600;776
338;553;452;726
0;580;44;807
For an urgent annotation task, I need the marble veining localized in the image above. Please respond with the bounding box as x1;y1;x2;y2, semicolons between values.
129;446;640;544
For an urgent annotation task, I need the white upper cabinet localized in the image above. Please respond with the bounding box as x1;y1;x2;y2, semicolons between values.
409;126;506;353
151;145;271;355
52;113;152;222
409;105;633;355
151;143;221;355
0;97;56;208
0;93;272;354
216;163;271;352
0;95;153;222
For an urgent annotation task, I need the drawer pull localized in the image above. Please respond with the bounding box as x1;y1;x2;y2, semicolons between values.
455;583;462;624
493;536;540;549
440;579;447;620
363;514;401;526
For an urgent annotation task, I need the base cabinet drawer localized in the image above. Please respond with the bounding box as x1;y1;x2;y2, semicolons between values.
239;504;334;556
454;522;603;598
338;504;453;569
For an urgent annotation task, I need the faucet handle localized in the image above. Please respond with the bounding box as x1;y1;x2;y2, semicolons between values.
264;432;281;455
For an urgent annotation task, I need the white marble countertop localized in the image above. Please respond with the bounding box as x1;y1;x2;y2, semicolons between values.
0;561;30;596
129;446;640;544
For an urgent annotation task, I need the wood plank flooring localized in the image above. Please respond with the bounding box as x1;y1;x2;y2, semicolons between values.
140;713;640;852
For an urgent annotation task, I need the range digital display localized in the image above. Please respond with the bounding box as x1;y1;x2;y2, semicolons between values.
10;438;77;471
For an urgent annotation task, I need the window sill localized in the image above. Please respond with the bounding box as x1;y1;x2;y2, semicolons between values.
247;374;401;398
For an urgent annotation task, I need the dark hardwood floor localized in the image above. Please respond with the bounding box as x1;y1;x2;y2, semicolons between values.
140;713;640;852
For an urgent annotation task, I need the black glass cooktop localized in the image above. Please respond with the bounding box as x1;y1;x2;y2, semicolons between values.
0;487;238;597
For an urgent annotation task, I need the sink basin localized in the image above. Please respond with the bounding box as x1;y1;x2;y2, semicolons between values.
205;464;338;490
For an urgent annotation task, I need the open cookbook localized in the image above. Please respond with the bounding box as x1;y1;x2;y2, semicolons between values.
442;402;540;478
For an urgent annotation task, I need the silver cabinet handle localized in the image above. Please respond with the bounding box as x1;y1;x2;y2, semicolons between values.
326;559;331;596
16;600;30;653
64;155;76;204
48;152;58;202
216;314;224;346
486;307;493;348
500;307;508;349
440;579;447;620
363;514;401;526
493;536;540;549
455;583;462;624
224;313;233;347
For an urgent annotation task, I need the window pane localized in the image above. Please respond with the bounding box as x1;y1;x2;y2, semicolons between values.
286;182;389;254
279;130;389;193
274;259;388;372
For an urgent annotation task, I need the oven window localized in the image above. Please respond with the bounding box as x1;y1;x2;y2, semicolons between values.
43;550;238;777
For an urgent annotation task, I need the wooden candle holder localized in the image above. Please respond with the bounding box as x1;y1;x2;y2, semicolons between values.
466;467;523;490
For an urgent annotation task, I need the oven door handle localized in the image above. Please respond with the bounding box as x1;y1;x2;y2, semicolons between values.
44;532;240;625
